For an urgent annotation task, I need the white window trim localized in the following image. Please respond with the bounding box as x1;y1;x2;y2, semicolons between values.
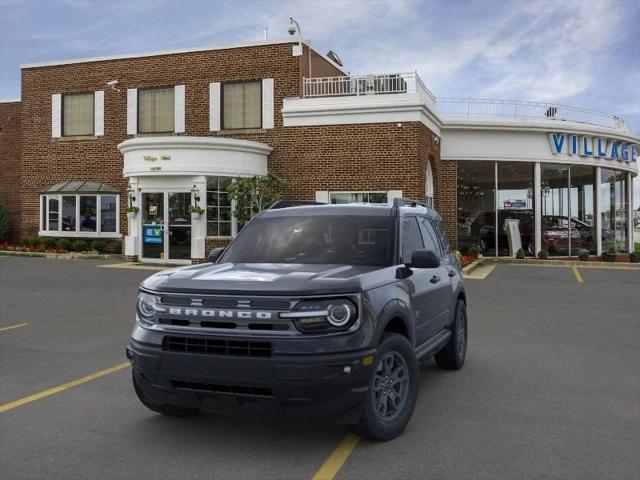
425;161;434;207
38;193;120;238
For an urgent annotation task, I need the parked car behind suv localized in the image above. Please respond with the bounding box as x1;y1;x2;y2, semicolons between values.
127;199;468;441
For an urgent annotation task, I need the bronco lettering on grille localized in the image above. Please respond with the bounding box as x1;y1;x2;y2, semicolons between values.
164;308;273;320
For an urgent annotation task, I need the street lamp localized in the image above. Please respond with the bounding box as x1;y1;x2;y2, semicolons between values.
288;17;311;78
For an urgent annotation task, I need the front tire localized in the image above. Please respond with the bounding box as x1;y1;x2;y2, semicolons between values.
132;371;200;417
350;333;418;441
435;299;467;370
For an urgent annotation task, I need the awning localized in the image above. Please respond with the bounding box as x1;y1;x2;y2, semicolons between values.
41;181;120;194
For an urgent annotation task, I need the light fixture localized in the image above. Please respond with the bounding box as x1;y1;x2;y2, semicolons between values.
127;187;136;204
288;17;311;77
191;185;200;203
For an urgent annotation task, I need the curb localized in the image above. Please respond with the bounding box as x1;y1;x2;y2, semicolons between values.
0;250;120;260
484;257;640;269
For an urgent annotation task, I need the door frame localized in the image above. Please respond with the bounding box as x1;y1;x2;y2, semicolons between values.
139;189;192;265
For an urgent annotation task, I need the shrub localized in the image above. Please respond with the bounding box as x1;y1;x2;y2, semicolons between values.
515;248;525;259
468;246;480;258
72;239;88;252
21;237;34;247
59;238;74;252
41;237;58;249
0;195;9;243
629;252;640;263
577;249;590;261
107;240;122;254
91;240;106;253
537;249;549;260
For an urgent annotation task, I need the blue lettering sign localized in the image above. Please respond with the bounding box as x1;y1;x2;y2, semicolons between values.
609;140;619;160
620;143;628;162
631;144;638;163
144;226;163;245
569;135;579;155
580;136;593;156
596;138;607;157
549;133;565;154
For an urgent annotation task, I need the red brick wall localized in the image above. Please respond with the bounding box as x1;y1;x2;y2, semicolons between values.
0;101;21;242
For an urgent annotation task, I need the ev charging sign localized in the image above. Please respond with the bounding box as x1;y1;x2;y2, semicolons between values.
548;132;638;164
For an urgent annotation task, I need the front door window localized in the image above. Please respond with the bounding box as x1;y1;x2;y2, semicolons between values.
142;193;165;260
141;192;192;262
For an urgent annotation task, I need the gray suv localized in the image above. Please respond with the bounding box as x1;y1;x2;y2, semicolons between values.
127;199;468;441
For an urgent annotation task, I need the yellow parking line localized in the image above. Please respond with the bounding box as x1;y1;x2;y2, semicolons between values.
0;323;28;333
571;266;584;283
312;433;361;480
0;362;131;414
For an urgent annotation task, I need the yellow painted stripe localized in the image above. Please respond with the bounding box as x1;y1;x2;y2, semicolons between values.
312;433;361;480
571;266;584;283
0;323;28;333
0;323;29;332
0;362;131;414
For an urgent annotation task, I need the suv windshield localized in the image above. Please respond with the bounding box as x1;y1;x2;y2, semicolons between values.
222;215;395;266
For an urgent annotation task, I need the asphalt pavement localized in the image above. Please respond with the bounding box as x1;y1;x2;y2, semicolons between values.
0;257;638;480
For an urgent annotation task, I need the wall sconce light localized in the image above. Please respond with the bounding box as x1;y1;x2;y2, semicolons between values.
191;185;200;203
127;187;136;205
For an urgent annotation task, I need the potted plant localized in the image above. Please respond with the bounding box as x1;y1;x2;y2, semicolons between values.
603;245;617;262
125;206;139;221
188;204;204;220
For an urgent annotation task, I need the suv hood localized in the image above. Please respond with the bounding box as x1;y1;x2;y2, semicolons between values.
141;262;396;296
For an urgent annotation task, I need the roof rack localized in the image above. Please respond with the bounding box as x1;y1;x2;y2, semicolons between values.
269;200;327;209
392;197;430;209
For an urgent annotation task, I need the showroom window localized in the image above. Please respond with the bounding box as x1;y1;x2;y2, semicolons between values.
497;162;534;256
457;161;496;256
329;192;388;204
39;181;120;237
222;81;261;129
138;87;175;133
62;92;94;136
206;177;233;236
601;168;628;253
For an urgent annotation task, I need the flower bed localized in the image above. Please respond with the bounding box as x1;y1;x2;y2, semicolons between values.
0;237;121;255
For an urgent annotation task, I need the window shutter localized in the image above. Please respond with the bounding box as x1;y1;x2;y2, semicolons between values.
209;82;221;131
51;94;61;138
387;190;403;204
315;191;329;203
127;88;137;135
94;91;104;136
262;78;274;129
174;85;185;133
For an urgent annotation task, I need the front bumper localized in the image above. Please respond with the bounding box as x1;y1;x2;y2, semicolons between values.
127;333;376;423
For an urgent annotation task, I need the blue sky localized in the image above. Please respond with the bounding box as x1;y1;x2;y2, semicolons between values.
1;0;639;204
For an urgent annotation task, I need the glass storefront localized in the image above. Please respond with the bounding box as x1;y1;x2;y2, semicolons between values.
458;161;629;257
601;168;628;253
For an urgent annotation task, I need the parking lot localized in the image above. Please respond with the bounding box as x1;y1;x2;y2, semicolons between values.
1;257;639;480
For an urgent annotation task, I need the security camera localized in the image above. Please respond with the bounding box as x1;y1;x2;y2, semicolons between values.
288;18;297;35
106;80;119;86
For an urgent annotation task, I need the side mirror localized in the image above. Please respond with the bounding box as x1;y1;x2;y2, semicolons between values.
410;249;440;269
208;247;225;263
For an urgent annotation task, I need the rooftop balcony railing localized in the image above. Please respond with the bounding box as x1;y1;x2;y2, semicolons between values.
303;72;436;102
301;73;628;132
436;98;628;132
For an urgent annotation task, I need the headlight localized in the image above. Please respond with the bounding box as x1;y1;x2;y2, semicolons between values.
281;298;358;333
137;292;160;325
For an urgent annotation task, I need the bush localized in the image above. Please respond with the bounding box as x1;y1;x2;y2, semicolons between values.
577;249;590;261
537;249;549;260
91;240;106;253
0;195;9;243
59;238;74;252
41;237;58;249
607;244;617;254
515;248;525;259
21;237;34;247
107;240;122;254
468;246;480;258
629;252;640;263
72;239;88;252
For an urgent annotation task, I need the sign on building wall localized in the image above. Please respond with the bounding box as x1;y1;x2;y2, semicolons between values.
548;132;638;163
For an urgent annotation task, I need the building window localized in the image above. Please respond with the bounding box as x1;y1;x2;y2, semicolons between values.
329;192;388;204
425;160;434;208
601;168;628;253
138;87;174;133
206;177;233;236
497;162;534;256
40;194;119;237
457;161;496;256
62;92;94;136
222;81;261;129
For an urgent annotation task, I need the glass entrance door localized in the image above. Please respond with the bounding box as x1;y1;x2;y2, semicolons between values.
167;192;192;260
141;192;192;262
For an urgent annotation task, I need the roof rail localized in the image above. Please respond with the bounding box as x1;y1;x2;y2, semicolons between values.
392;197;430;209
269;200;327;209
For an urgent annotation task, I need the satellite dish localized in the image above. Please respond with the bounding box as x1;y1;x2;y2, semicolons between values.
326;50;343;67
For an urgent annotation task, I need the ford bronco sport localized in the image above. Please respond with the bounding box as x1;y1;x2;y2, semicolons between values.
127;198;468;441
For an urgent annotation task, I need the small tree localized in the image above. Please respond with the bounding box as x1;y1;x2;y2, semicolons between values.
227;173;288;224
0;196;9;242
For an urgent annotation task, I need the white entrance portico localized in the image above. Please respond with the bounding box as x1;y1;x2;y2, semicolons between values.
118;136;271;263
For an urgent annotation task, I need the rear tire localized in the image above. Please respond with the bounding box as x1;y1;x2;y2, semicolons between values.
350;333;418;441
132;371;200;417
435;299;467;370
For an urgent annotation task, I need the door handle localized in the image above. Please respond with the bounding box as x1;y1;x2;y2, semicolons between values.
430;275;441;284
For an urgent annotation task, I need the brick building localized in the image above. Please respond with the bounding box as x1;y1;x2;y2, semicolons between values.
0;38;638;262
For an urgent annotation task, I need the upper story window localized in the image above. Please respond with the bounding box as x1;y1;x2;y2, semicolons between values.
138;87;175;133
222;81;261;129
62;92;94;136
330;192;388;204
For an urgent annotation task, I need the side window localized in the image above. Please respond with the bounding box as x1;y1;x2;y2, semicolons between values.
419;217;442;256
401;217;424;264
434;216;451;253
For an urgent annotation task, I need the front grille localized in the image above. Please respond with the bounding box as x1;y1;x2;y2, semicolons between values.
163;336;272;357
171;380;274;397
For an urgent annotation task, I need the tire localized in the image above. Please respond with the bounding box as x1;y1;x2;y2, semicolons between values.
350;333;418;442
132;371;200;418
435;299;467;370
